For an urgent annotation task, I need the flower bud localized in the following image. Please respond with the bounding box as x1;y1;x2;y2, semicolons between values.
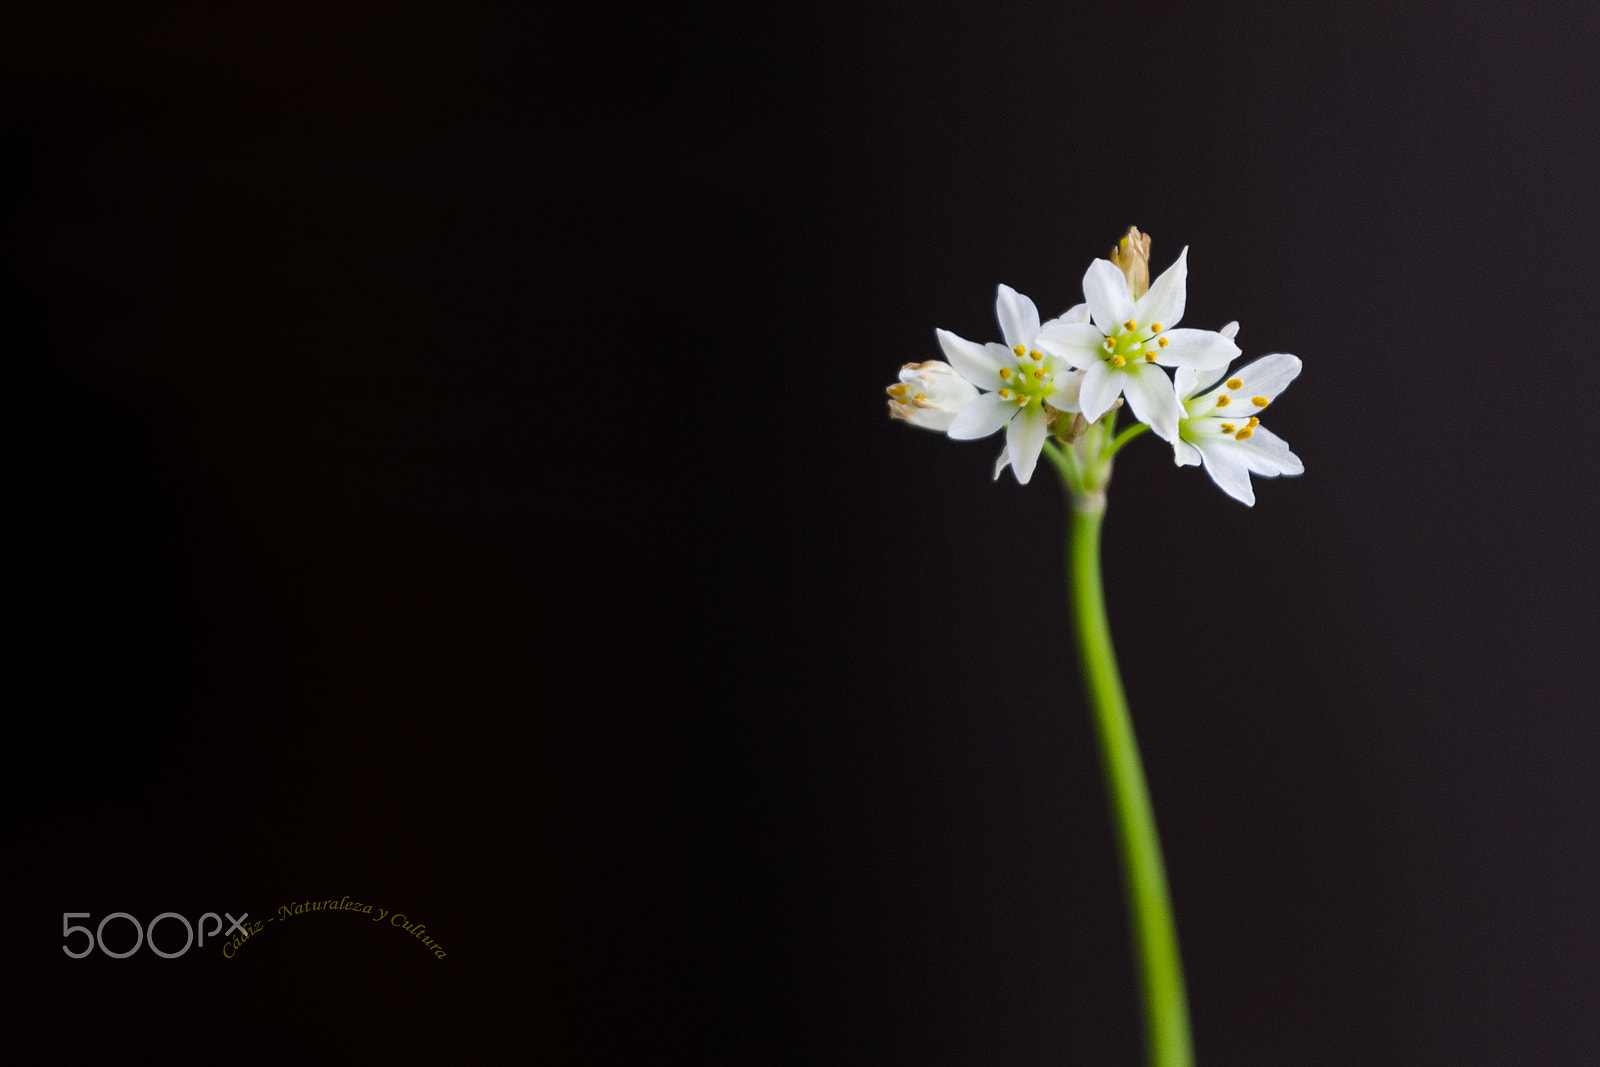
886;360;979;431
1110;226;1151;300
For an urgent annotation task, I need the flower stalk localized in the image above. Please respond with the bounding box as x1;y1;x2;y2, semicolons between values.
1052;438;1193;1067
886;226;1300;1061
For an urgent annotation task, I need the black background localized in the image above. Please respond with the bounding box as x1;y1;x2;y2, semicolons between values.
9;3;1600;1063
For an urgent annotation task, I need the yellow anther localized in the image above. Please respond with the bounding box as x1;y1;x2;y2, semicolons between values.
998;388;1011;399
1032;367;1044;379
1252;396;1269;407
1013;345;1025;358
1247;416;1260;426
1123;319;1136;331
1102;338;1115;351
1118;235;1130;251
1158;337;1169;348
1143;351;1156;362
1150;323;1162;333
999;366;1012;379
1216;394;1231;406
1220;423;1235;433
1029;349;1043;361
1016;394;1030;406
1226;378;1242;390
888;384;908;397
1235;427;1254;440
1111;354;1125;367
913;393;927;401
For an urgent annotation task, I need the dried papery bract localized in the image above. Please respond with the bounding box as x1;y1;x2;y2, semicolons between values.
1110;225;1152;300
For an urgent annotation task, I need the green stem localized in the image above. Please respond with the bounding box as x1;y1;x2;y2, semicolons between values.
1040;439;1084;497
1066;494;1193;1067
1106;421;1150;458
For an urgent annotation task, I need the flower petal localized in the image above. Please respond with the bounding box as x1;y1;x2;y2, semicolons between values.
1234;424;1303;477
1135;246;1187;329
1194;437;1256;506
1176;362;1229;412
1035;321;1108;369
995;285;1041;350
1040;302;1091;330
1173;365;1198;401
1120;361;1180;442
992;446;1011;481
1228;353;1302;406
1194;353;1298;415
1047;366;1084;413
1078;359;1121;423
1005;404;1049;484
946;391;1016;440
1153;328;1238;370
936;329;1005;391
1082;258;1135;336
1172;437;1203;467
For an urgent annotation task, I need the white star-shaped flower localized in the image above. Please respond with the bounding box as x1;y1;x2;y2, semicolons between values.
1035;248;1239;441
937;285;1086;484
1172;329;1303;506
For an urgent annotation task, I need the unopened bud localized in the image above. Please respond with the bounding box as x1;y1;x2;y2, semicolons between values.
1110;226;1151;300
886;360;979;431
1049;409;1089;444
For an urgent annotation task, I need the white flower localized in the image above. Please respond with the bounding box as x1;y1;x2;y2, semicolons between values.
1173;330;1303;506
1035;248;1239;441
936;284;1086;484
885;360;980;431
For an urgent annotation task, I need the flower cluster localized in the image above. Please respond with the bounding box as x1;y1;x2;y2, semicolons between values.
884;229;1303;505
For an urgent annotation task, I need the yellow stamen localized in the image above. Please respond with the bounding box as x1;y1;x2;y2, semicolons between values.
888;384;907;397
1102;338;1115;352
1150;323;1162;333
998;388;1011;399
1123;318;1136;331
1247;416;1260;426
1013;345;1025;358
1216;394;1231;407
913;393;927;401
1111;354;1125;367
1252;396;1269;407
1235;427;1254;440
1226;378;1242;390
1016;394;1030;406
1220;423;1235;433
1158;337;1169;348
1032;367;1044;379
1030;349;1043;362
1143;352;1156;362
999;366;1012;379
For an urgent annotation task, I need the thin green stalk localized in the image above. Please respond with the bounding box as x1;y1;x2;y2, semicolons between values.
1106;421;1150;459
1066;492;1193;1067
1041;439;1084;497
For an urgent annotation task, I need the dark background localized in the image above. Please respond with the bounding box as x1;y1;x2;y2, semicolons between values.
8;2;1600;1063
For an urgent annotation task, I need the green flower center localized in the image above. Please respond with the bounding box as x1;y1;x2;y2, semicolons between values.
1099;319;1169;368
997;345;1067;409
